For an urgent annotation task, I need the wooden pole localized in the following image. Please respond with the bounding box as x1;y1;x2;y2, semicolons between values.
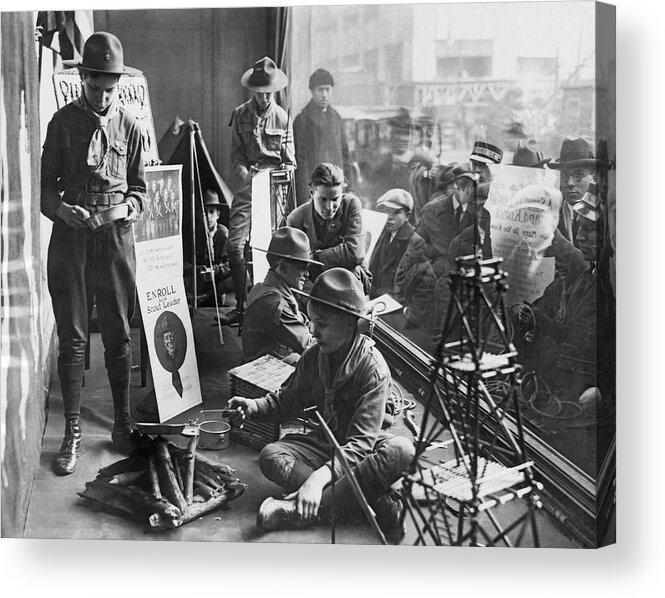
154;439;189;516
184;435;197;505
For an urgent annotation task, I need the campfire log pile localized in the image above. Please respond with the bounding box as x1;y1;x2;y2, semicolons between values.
78;435;246;531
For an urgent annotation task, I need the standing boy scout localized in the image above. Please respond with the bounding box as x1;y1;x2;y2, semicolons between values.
220;57;296;327
41;32;146;475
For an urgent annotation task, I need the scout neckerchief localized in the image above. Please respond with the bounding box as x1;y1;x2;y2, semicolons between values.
318;332;363;431
75;93;120;175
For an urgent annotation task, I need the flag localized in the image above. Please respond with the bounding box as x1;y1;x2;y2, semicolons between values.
36;10;94;62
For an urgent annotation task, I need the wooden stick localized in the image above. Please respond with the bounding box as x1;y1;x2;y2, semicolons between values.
149;482;247;531
173;452;185;493
154;439;190;517
148;456;162;500
79;478;181;525
183;449;236;476
99;454;148;478
184;435;197;505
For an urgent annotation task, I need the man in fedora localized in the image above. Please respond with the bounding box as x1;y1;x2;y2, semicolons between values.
548;135;601;243
41;32;146;474
469;139;503;184
221;57;296;328
511;138;550;168
242;227;321;365
186;189;233;309
228;268;415;543
293;68;354;206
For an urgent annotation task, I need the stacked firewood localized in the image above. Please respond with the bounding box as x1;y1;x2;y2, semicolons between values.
78;435;246;531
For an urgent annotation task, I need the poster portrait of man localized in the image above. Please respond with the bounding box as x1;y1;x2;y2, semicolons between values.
153;310;187;396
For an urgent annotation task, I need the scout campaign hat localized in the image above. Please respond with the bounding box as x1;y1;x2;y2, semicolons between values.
292;267;369;320
470;141;503;165
64;32;141;76
241;57;288;93
255;227;323;266
203;189;223;210
512;140;551;168
376;188;414;213
548;136;604;170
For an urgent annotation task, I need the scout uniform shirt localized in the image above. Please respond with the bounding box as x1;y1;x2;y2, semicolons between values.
229;96;296;182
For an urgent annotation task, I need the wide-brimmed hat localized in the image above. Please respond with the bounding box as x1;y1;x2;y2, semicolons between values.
376;188;414;213
64;32;141;76
292;267;369;320
470;141;503;165
548;136;604;170
156;312;176;335
203;189;223;210
255;227;323;266
241;57;288;93
512;140;550;168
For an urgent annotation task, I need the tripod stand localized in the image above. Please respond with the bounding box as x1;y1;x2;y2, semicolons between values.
401;219;543;546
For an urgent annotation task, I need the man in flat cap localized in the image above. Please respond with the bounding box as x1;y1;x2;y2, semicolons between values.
221;57;296;327
41;32;146;475
229;268;415;543
242;227;320;365
293;68;354;206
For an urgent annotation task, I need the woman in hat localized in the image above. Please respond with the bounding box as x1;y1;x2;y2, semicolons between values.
221;57;296;328
228;268;415;543
241;227;322;365
41;32;146;475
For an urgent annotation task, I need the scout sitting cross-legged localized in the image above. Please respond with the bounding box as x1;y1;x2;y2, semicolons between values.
228;267;415;543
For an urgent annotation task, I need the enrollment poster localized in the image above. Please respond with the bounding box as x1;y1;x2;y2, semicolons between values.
135;165;203;421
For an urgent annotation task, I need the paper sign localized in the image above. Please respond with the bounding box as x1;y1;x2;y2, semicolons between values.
135;165;202;422
53;69;159;166
485;164;561;305
362;209;389;265
250;170;273;285
367;293;403;315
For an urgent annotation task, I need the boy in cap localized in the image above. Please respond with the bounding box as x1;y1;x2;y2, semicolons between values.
41;32;146;475
242;227;321;365
369;188;429;299
293;68;354;206
228;268;415;543
221;57;296;327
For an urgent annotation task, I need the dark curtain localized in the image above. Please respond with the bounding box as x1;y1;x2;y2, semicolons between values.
267;7;291;113
1;11;53;537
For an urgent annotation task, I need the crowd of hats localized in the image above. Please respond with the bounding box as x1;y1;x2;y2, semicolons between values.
74;34;609;320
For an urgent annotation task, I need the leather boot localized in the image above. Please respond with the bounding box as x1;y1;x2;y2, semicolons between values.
256;497;312;530
53;417;82;476
111;411;141;454
106;350;140;454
